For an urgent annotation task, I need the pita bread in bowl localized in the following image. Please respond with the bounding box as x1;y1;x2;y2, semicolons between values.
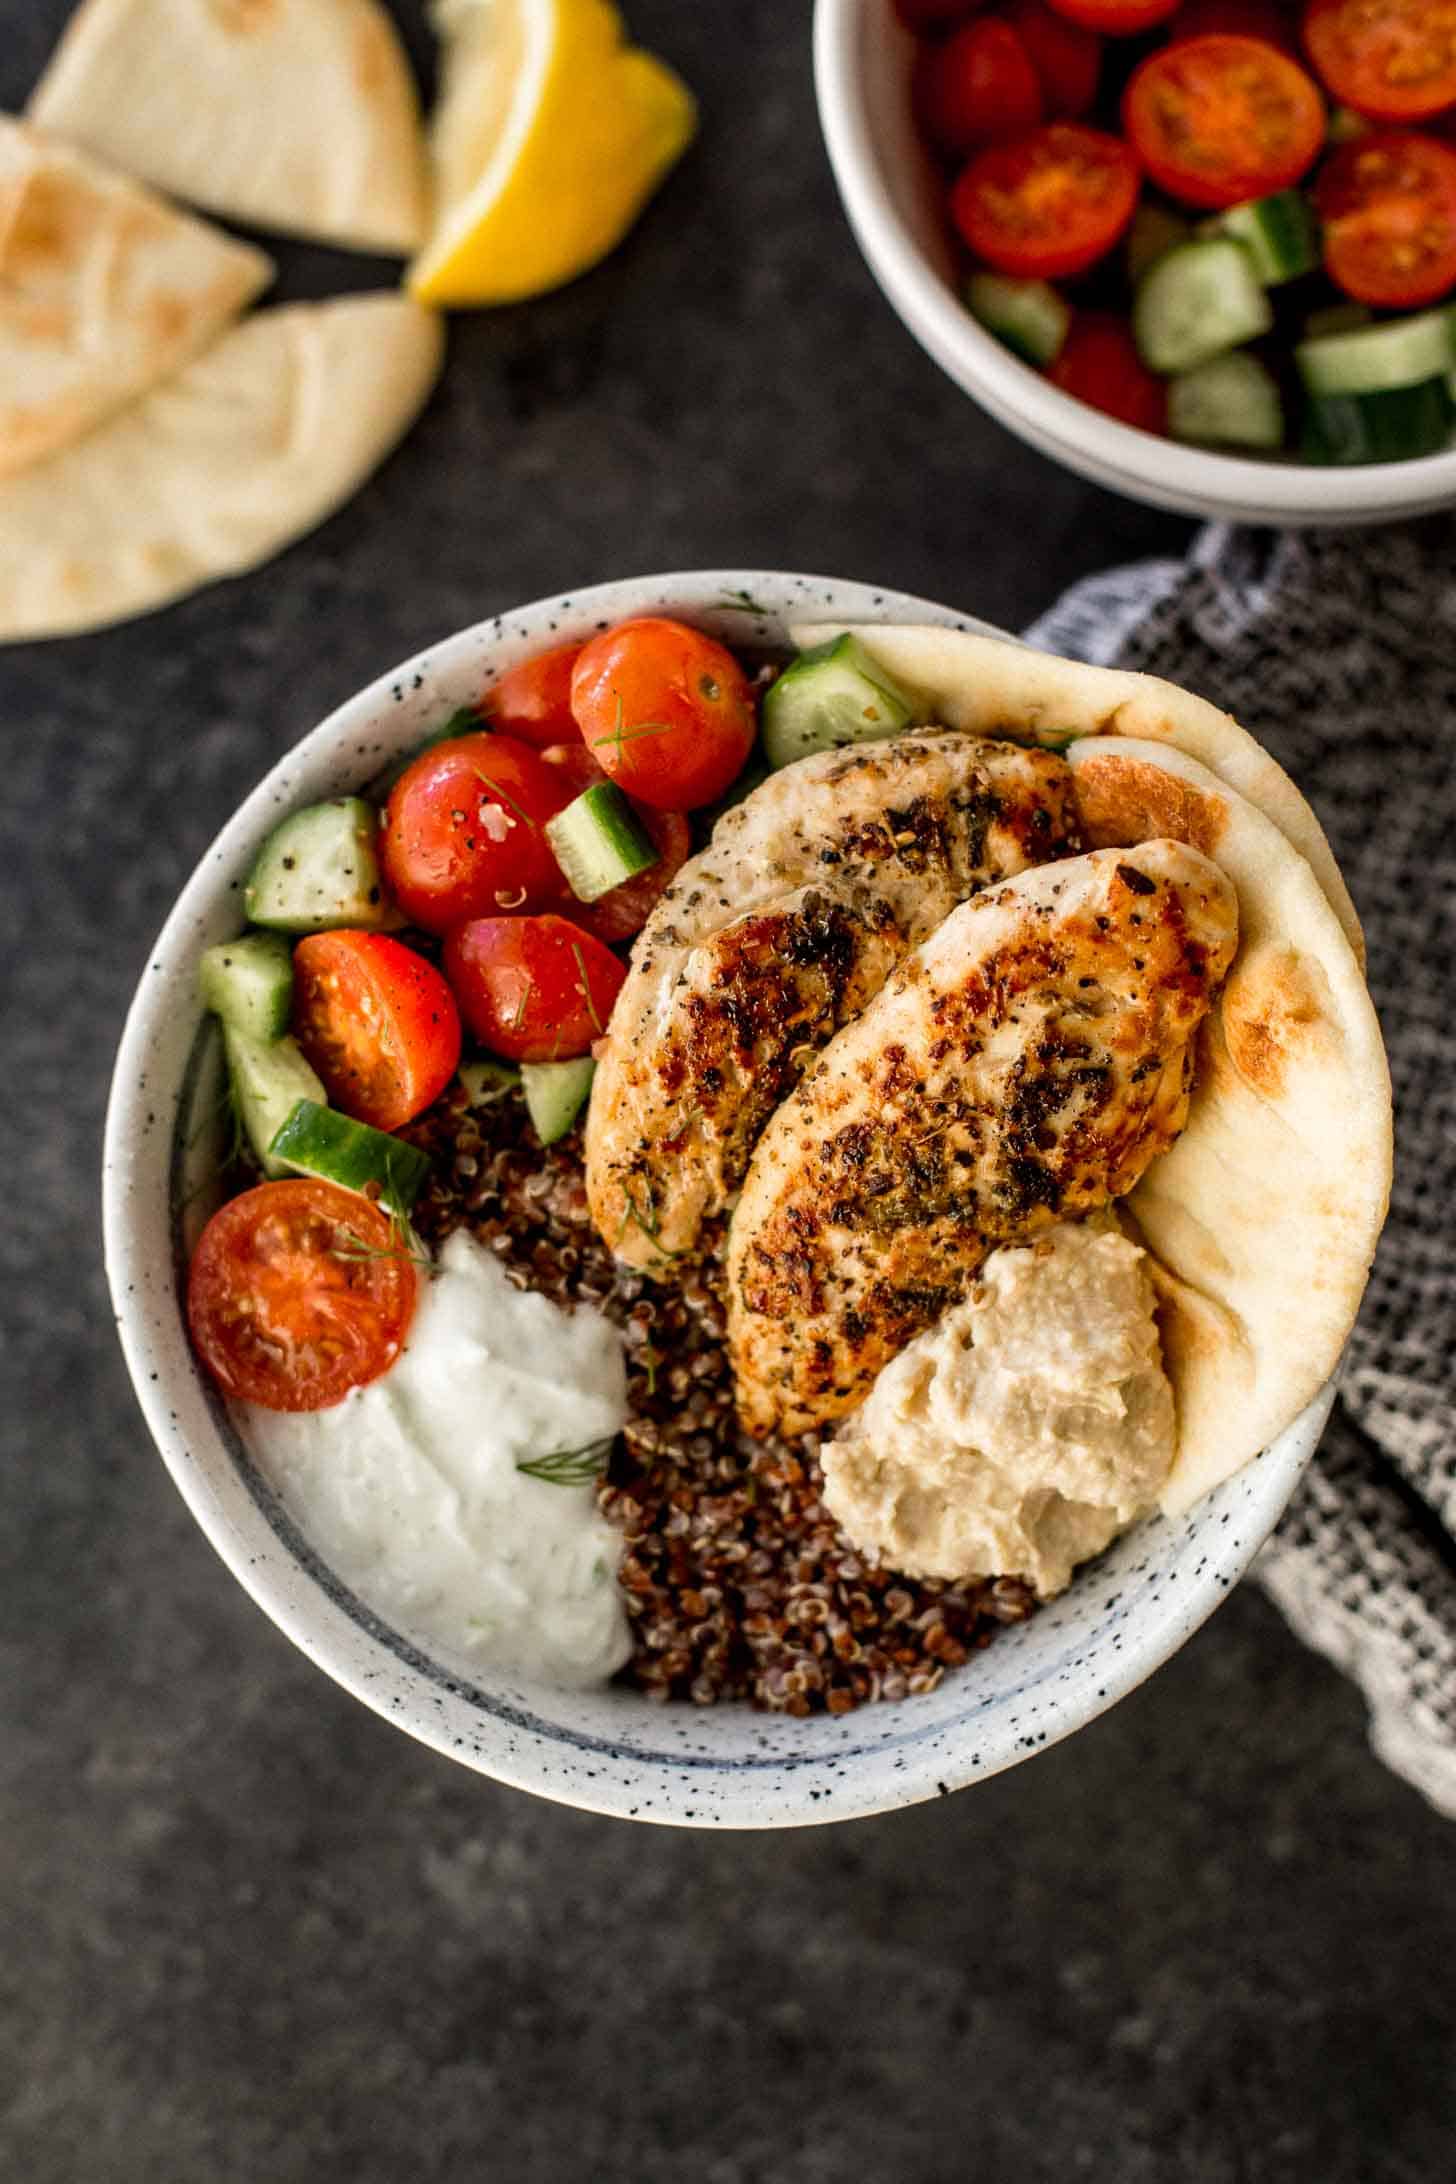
790;620;1365;970
28;0;429;256
0;115;273;479
0;293;444;643
1065;737;1392;1516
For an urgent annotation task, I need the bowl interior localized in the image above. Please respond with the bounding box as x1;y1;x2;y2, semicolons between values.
103;571;1328;1828
814;0;1456;524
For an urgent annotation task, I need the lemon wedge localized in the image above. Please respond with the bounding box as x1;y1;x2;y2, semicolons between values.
410;0;697;307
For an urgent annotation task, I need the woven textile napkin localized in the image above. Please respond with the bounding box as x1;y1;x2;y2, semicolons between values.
1027;522;1456;1820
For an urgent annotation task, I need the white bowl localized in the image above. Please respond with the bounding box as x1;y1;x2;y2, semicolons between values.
814;0;1456;526
102;571;1330;1829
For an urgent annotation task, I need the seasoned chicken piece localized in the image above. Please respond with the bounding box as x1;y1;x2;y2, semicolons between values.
584;732;1078;1270
726;841;1239;1438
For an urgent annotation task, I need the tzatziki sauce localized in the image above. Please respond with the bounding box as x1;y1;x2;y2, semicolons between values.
239;1231;631;1686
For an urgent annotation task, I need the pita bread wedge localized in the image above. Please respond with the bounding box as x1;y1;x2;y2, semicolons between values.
789;621;1365;970
28;0;428;255
0;116;273;481
0;295;444;642
1065;736;1391;1516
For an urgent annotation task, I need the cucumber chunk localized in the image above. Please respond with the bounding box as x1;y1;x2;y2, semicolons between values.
458;1058;521;1108
223;1028;326;1179
244;799;398;934
1133;239;1274;374
1296;307;1456;397
964;272;1070;366
545;782;658;904
266;1099;430;1219
521;1058;596;1146
1126;203;1190;286
1169;352;1284;450
1215;191;1318;286
198;931;293;1042
1302;379;1454;463
762;635;927;770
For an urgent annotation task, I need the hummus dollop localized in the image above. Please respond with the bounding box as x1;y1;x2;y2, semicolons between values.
821;1219;1174;1598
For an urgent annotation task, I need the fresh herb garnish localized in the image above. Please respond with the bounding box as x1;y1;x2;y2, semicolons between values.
716;589;771;617
437;706;480;740
516;1439;615;1487
571;941;603;1033
509;978;534;1031
617;1186;683;1262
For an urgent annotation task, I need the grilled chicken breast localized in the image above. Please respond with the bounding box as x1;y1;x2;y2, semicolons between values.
585;732;1078;1270
726;841;1239;1438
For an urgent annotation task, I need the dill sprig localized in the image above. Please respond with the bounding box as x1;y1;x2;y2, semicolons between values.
616;1186;683;1262
516;1438;616;1487
715;589;771;617
571;941;604;1033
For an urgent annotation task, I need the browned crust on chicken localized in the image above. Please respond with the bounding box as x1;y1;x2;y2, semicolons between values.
725;841;1239;1438
585;732;1079;1270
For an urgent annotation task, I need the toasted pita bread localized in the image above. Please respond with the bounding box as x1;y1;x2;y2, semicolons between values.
28;0;428;255
789;621;1365;970
0;295;444;642
1066;737;1391;1516
0;116;272;481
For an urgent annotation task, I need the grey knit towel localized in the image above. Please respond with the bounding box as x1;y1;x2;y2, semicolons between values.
1028;522;1455;1821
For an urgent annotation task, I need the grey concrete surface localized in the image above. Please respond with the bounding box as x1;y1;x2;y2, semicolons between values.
2;5;1452;2180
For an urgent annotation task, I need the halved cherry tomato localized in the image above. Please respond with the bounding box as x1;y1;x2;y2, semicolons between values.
481;642;583;747
1048;312;1170;433
1318;128;1456;302
538;743;691;942
188;1179;416;1412
1045;0;1180;37
444;914;626;1063
291;931;461;1131
1124;36;1326;209
914;19;1044;153
950;123;1140;277
1304;0;1456;123
1175;0;1297;51
569;619;758;812
1004;0;1102;116
896;0;985;25
380;732;570;931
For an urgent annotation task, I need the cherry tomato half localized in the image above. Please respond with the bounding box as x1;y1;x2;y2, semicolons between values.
481;642;583;747
1304;0;1456;123
291;931;462;1131
443;915;627;1063
1004;0;1102;117
951;122;1140;277
1048;312;1170;433
1045;0;1181;38
569;618;758;812
380;731;569;931
1124;36;1326;210
188;1179;417;1412
538;743;691;943
1318;128;1456;303
915;18;1044;154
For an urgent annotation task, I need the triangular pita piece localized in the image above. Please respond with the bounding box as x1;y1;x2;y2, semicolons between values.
28;0;428;255
0;295;444;642
0;115;273;480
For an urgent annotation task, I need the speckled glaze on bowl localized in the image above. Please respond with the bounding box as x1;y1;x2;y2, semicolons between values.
814;0;1456;527
102;572;1331;1828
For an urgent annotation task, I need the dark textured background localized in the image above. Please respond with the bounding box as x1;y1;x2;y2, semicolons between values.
3;5;1452;2178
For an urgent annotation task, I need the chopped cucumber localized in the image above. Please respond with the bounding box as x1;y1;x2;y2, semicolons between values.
545;782;657;904
521;1058;596;1146
1302;378;1454;463
1215;191;1318;286
1133;239;1274;375
244;799;398;934
267;1099;430;1219
198;931;293;1042
223;1028;326;1179
964;271;1069;366
1169;352;1284;450
761;635;927;770
1126;203;1190;286
458;1058;521;1107
1296;307;1456;397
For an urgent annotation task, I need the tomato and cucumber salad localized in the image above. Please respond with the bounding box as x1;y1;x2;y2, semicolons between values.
185;613;796;1414
905;0;1456;460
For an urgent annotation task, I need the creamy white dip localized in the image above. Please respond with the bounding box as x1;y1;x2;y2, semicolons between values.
239;1231;631;1686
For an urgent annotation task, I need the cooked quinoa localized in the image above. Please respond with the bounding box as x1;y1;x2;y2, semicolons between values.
402;1084;1036;1716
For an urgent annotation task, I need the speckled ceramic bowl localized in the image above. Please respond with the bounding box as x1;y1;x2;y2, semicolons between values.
102;572;1331;1828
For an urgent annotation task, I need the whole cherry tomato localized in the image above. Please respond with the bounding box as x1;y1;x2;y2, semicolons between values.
380;732;570;931
443;914;627;1062
569;618;758;812
914;19;1044;154
481;642;583;747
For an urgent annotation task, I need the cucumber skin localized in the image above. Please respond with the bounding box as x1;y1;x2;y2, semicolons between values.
223;1028;326;1180
965;272;1069;367
458;1059;521;1107
198;931;293;1042
1218;193;1318;286
244;799;400;935
521;1058;596;1146
1302;379;1454;464
266;1099;431;1217
545;783;657;904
